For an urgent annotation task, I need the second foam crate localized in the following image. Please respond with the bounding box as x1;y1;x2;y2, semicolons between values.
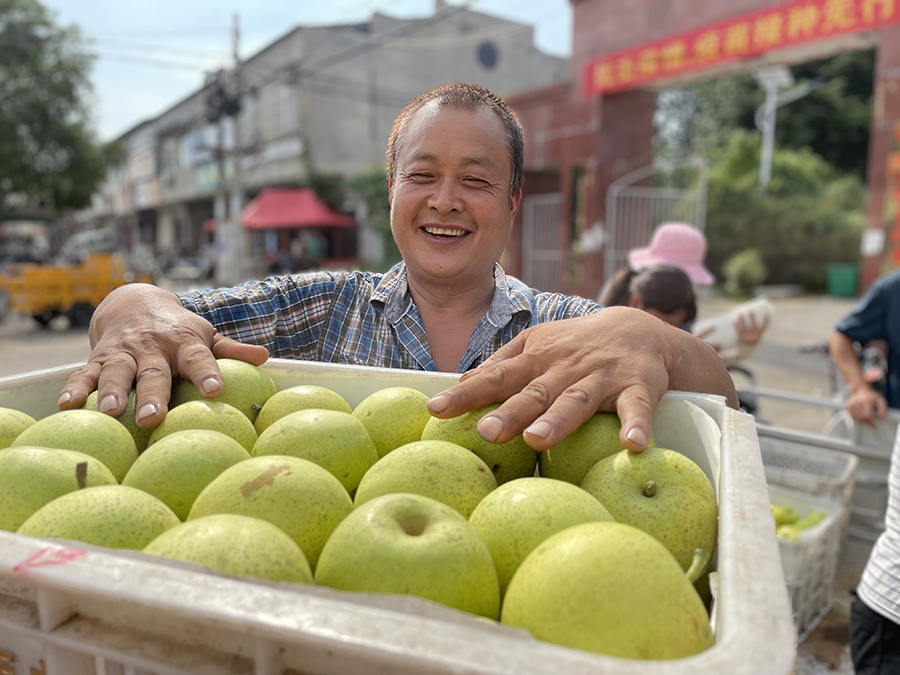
758;431;858;547
769;485;845;643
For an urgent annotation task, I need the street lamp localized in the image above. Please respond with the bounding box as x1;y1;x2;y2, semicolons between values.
753;65;826;188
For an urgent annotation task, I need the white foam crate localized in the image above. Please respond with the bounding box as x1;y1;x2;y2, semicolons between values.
758;433;858;548
769;485;845;643
0;359;796;674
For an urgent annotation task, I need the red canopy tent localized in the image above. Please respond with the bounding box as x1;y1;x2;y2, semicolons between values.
241;188;355;229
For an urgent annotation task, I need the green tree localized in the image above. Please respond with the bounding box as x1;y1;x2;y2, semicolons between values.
348;166;400;268
704;130;865;292
0;0;110;213
656;50;874;178
300;143;346;211
778;51;874;178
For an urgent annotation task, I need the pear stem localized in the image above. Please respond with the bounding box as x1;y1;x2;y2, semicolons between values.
642;480;657;498
75;462;88;490
686;548;712;584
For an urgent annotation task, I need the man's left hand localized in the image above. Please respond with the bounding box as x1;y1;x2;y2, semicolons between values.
426;307;738;452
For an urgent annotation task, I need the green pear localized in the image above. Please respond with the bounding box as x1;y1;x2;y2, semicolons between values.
581;446;718;572
188;455;353;570
772;504;799;528
143;513;313;584
0;407;36;449
501;521;715;659
794;510;827;530
354;440;497;518
0;446;118;531
252;409;377;494
254;384;352;435
776;524;800;541
17;484;180;550
11;409;138;482
352;387;432;459
170;358;277;423
82;389;153;453
315;493;500;619
122;429;251;520
468;477;614;595
777;509;827;540
149;400;257;452
420;403;537;485
539;412;655;486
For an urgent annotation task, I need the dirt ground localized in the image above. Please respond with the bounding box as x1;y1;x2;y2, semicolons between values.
697;290;870;674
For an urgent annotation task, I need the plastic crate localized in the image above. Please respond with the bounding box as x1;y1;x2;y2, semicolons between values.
769;485;845;644
758;434;858;548
0;360;797;675
757;422;890;543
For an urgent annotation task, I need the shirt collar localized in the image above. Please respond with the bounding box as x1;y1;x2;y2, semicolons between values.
372;261;533;326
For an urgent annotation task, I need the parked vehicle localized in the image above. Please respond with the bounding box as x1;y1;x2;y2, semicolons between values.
0;242;154;329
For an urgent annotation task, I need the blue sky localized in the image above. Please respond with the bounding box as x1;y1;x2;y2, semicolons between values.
41;0;573;141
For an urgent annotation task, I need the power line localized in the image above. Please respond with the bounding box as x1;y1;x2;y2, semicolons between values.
238;2;473;99
93;38;229;61
304;3;471;73
91;50;210;72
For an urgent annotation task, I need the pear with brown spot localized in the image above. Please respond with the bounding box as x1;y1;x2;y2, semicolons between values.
188;455;352;570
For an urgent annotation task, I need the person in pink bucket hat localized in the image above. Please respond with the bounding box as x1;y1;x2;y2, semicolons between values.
615;222;771;371
628;223;716;286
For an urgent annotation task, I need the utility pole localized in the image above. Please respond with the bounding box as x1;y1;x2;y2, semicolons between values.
753;65;826;191
753;66;793;190
215;13;245;286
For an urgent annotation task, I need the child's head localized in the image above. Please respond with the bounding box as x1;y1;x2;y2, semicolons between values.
600;264;697;328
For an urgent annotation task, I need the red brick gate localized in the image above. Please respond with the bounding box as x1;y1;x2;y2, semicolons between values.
506;0;900;299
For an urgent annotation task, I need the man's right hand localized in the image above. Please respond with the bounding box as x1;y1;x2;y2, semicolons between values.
845;385;888;426
56;283;269;429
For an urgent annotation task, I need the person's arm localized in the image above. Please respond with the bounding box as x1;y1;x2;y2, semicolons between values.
56;283;269;428
734;312;769;350
828;328;887;425
427;306;739;452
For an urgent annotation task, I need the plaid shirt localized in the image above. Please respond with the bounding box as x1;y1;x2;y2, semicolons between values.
178;261;601;374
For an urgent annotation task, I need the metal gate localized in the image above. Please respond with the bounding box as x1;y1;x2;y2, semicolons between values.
603;159;708;285
521;192;564;292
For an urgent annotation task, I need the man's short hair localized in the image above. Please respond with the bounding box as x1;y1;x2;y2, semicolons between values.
386;82;524;205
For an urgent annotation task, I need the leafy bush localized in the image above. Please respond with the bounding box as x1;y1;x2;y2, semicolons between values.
348;166;401;269
704;130;864;292
723;249;766;297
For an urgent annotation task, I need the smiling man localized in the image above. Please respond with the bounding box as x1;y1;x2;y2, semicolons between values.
58;83;737;451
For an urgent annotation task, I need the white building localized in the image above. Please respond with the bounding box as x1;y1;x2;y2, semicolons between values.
81;3;567;279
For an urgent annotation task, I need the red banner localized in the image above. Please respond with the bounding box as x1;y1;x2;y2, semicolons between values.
582;0;899;96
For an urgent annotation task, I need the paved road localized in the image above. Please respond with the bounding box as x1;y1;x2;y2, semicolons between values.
696;293;866;674
0;289;860;436
0;290;859;386
697;293;859;434
0;312;92;379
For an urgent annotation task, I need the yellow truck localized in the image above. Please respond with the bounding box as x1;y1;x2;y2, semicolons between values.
0;251;153;328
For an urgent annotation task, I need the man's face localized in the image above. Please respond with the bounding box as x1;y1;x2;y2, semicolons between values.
389;103;521;289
